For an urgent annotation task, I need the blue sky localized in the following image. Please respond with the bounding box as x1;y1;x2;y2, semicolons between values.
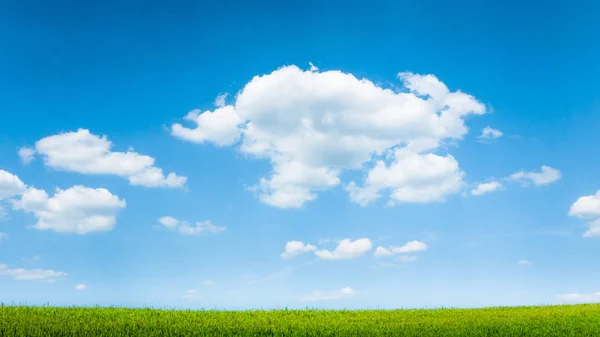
1;0;600;309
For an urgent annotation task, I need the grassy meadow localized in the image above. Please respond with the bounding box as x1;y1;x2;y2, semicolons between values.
1;304;599;336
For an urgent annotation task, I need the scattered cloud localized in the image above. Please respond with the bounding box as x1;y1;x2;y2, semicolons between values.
0;264;67;280
299;287;356;302
374;246;393;257
477;127;503;142
347;149;465;206
0;169;27;200
28;129;186;188
182;289;201;300
508;166;561;187
158;216;180;229
582;219;600;238
557;292;600;303
18;147;36;165
471;181;502;196
171;65;487;208
214;93;229;108
203;280;215;286
281;241;317;259
12;185;126;234
0;232;7;241
374;240;427;257
157;216;225;235
569;190;600;219
315;238;372;260
517;259;532;265
176;221;225;236
75;284;87;290
172;106;244;147
568;191;600;238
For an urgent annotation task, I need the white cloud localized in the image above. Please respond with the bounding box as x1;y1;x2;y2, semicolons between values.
0;264;67;280
172;107;244;147
374;240;427;257
517;259;532;265
508;166;561;187
158;216;180;229
569;191;600;219
177;221;225;236
568;191;600;238
203;280;215;286
557;292;600;303
18;147;36;165
12;185;126;234
471;181;502;196
0;232;7;241
396;255;418;263
157;217;225;235
583;219;600;238
390;241;428;254
171;65;486;208
315;238;372;260
347;149;464;205
30;129;186;188
374;246;393;257
300;287;356;301
0;169;27;200
281;241;317;259
75;283;87;290
214;93;229;108
477;126;503;141
182;289;201;299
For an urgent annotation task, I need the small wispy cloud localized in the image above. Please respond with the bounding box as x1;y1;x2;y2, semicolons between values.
214;93;229;108
471;181;503;196
158;217;225;236
75;283;87;291
299;287;356;302
374;240;427;257
0;264;67;280
557;292;600;303
315;238;372;260
281;241;317;260
507;166;561;187
18;147;36;165
477;127;503;142
182;289;201;300
517;259;532;265
19;147;35;165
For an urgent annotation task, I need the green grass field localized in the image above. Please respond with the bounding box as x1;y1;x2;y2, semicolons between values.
1;304;599;336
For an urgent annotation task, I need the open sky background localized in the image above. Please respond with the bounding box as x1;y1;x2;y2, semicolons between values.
1;0;599;309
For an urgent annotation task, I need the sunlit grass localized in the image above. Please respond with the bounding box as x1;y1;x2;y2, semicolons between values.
1;303;599;336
